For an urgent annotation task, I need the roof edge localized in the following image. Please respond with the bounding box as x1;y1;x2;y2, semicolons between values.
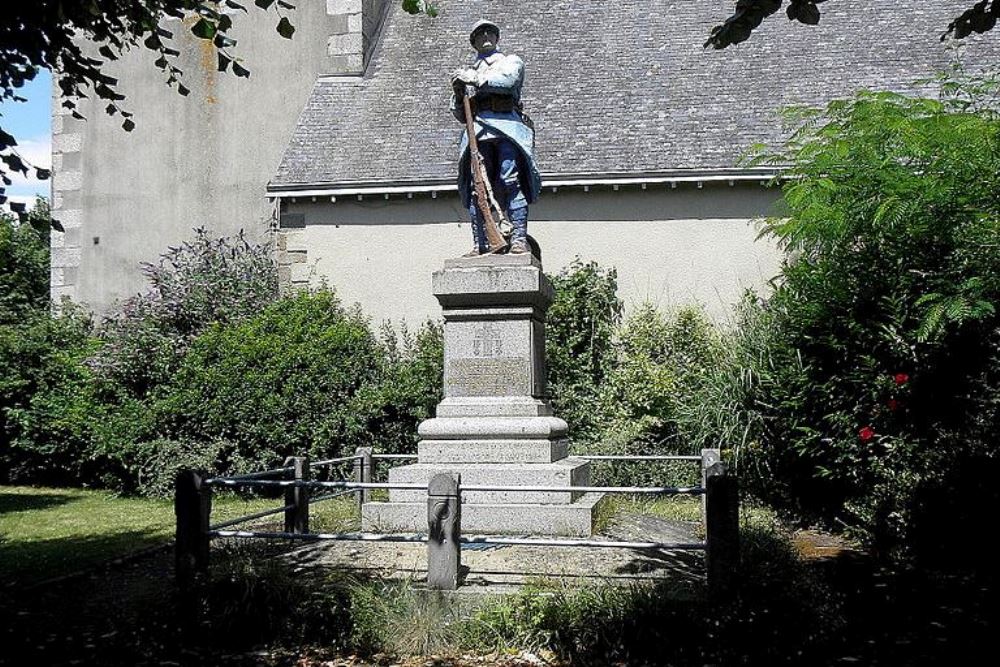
267;167;786;198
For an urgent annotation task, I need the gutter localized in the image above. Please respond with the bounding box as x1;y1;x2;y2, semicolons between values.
266;167;788;202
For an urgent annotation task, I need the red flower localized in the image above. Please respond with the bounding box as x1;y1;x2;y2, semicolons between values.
894;373;909;386
858;426;876;442
887;399;900;412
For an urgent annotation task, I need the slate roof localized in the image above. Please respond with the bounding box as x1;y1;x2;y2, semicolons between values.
270;0;999;192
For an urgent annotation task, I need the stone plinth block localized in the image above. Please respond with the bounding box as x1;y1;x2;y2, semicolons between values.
365;254;600;538
435;397;554;418
418;416;568;440
362;493;604;538
387;459;590;504
418;439;568;464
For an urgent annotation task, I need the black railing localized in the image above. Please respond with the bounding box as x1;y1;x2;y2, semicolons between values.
175;448;738;597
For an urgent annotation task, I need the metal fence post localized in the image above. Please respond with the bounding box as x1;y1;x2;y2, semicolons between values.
700;448;721;529
427;473;462;590
354;447;373;512
284;456;310;534
175;469;212;585
705;461;739;599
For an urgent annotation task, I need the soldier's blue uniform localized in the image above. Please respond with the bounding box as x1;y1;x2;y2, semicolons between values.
451;31;541;253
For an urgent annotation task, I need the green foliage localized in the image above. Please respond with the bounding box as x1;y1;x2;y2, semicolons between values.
156;289;381;471
90;227;279;398
732;70;1000;557
0;199;50;323
460;520;839;664
0;308;97;485
546;260;622;442
580;304;725;487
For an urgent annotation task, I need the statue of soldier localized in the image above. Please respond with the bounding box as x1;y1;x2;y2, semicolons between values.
451;20;542;256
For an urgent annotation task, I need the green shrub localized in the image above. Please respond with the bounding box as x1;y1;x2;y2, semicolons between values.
0;308;98;484
155;289;382;471
585;305;724;487
546;260;622;443
336;321;443;460
0;199;50;324
733;70;1000;558
90;227;278;398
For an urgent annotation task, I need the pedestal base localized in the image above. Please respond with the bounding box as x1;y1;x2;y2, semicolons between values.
362;493;605;537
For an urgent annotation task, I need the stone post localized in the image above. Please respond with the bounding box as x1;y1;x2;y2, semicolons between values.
284;456;310;534
175;469;212;585
705;461;739;599
354;447;373;512
427;473;462;590
700;448;721;529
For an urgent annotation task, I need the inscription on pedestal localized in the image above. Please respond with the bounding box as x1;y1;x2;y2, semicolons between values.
473;323;503;357
447;358;531;396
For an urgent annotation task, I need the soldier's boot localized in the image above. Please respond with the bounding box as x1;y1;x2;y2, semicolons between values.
509;238;529;254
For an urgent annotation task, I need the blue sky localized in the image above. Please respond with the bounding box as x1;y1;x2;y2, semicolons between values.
0;68;52;207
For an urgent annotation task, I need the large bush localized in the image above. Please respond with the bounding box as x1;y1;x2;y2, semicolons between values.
0;199;50;324
731;71;1000;558
89;227;279;398
0;309;98;485
127;291;443;488
546;260;622;443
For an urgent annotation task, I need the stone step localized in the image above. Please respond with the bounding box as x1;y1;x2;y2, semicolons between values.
418;416;568;440
417;438;568;464
361;493;604;537
434;396;554;418
387;459;590;504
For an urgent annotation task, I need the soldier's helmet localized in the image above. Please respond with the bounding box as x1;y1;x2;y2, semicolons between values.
469;20;501;45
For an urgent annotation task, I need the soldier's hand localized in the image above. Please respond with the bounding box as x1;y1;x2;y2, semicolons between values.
451;67;478;85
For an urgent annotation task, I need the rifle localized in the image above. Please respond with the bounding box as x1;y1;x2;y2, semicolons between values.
462;85;508;253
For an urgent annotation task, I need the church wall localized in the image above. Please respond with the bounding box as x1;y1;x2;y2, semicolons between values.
51;2;373;315
279;182;786;327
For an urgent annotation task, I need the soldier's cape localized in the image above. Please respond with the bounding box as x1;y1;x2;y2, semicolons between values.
450;51;542;208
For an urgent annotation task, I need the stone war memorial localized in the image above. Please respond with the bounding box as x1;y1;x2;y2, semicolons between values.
362;252;602;536
364;19;600;538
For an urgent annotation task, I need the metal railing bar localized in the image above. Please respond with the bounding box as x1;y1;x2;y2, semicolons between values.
209;530;429;544
460;536;706;550
204;479;425;490
209;503;297;531
204;478;703;495
226;466;295;480
310;489;360;504
310;455;362;467
461;484;705;495
580;455;702;462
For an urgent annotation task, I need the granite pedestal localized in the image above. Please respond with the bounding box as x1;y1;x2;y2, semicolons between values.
362;253;600;537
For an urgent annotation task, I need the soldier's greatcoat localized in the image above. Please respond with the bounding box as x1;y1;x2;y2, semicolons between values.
450;50;542;209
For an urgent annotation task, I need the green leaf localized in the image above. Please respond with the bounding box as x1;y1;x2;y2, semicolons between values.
232;61;250;78
218;53;232;73
254;0;275;8
190;18;216;40
122;118;136;132
276;16;295;39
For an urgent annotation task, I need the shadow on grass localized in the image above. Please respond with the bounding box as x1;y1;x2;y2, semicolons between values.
0;528;166;588
0;491;75;514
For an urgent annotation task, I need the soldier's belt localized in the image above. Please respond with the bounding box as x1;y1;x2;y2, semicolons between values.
475;94;517;113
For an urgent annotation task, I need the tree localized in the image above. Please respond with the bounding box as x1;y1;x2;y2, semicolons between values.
704;0;999;49
0;198;50;322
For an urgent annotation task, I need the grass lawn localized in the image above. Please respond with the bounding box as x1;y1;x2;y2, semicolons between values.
0;485;323;587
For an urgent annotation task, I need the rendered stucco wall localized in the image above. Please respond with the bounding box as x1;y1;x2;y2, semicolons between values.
51;2;370;315
280;182;786;326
